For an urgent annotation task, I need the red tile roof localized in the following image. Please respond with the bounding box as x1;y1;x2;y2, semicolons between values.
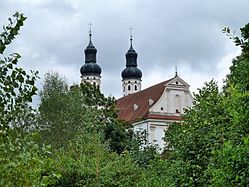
117;79;174;123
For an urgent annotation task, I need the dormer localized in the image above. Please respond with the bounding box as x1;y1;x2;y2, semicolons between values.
133;104;139;111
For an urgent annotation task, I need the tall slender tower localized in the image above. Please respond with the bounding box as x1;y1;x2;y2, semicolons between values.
80;24;101;86
121;29;142;96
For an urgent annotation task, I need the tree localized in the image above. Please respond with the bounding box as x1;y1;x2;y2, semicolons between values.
38;72;87;148
208;24;249;186
50;133;143;186
0;134;60;187
0;12;38;133
161;24;249;186
163;80;230;186
0;13;59;186
38;72;132;152
223;24;249;92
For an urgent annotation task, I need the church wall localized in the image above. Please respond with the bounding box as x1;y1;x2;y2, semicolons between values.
133;122;148;133
149;123;169;150
133;119;172;151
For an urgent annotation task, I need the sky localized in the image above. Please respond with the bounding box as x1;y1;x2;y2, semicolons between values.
0;0;248;105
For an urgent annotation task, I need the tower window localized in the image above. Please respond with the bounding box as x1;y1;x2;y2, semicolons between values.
94;77;96;80
135;85;137;91
93;82;96;86
87;77;89;79
128;85;131;91
135;81;137;83
128;81;130;83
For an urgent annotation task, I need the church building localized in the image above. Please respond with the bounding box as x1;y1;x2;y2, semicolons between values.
80;29;193;151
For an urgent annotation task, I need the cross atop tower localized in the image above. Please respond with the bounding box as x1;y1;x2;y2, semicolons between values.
129;27;133;38
175;66;178;77
129;26;133;43
88;22;92;37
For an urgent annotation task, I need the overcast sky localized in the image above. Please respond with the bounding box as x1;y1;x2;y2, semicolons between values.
1;0;248;104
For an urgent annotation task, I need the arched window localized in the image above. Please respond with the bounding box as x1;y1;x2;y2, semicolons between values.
128;85;131;91
93;82;96;86
135;85;137;91
174;95;181;113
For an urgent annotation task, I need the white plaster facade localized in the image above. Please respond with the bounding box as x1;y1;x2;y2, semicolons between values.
149;76;193;115
81;74;101;86
122;78;141;96
132;75;193;151
133;119;171;151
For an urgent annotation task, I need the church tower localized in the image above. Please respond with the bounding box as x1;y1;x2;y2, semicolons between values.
121;30;142;96
80;25;101;86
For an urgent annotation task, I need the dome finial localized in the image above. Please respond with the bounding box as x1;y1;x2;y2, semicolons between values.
175;66;178;77
129;26;133;46
89;22;92;41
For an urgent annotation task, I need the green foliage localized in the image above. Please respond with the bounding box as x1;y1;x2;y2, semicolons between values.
161;23;249;186
38;72;73;148
224;23;249;92
163;81;249;186
103;121;133;154
0;12;38;132
223;23;249;56
127;130;159;167
1;11;249;187
0;133;60;186
0;12;26;54
137;158;189;187
208;136;249;186
38;72;132;153
51;133;142;186
225;55;249;92
0;13;57;187
164;80;228;186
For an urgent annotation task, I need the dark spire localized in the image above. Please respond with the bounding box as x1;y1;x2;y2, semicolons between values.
129;27;134;49
80;24;101;76
87;22;94;48
125;27;138;66
84;23;97;63
121;28;142;79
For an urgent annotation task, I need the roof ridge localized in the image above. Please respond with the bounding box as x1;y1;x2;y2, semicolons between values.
117;77;176;122
118;77;174;100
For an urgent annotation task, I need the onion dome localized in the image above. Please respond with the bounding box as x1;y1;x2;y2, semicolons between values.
121;67;142;79
80;29;102;75
121;36;142;79
80;63;101;75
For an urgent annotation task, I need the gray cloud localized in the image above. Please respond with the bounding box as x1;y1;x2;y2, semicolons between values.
0;0;248;98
